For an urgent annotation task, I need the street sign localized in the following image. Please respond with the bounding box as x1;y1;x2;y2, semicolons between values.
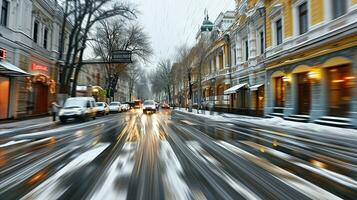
0;48;6;60
112;50;132;63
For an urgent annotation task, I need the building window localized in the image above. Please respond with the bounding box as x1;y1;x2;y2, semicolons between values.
234;48;237;65
243;38;248;61
259;31;264;54
275;19;283;45
298;2;308;35
33;21;39;43
1;0;9;27
43;28;48;49
332;0;347;19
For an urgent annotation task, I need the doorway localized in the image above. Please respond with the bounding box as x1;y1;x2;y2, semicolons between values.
255;86;264;110
297;72;311;114
274;77;285;107
326;65;353;117
238;88;248;109
33;83;48;114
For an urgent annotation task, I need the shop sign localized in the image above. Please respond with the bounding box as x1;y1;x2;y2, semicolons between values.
32;63;48;71
0;48;6;60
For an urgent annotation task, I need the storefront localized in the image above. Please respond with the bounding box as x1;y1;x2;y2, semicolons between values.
324;62;354;117
274;76;285;108
265;49;357;126
0;48;30;119
25;62;56;116
250;84;264;112
0;76;9;119
296;72;310;115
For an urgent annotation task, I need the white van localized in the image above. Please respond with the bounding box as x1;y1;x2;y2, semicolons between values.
59;97;97;123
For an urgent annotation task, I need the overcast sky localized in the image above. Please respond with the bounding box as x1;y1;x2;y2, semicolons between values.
126;0;235;69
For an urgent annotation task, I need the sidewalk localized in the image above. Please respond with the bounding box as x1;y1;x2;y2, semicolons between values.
0;116;58;133
174;107;357;140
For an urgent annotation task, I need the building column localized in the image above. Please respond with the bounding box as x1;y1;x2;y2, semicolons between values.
222;49;226;69
350;54;357;128
264;73;273;115
283;81;293;117
291;74;298;114
310;68;327;121
248;23;256;59
216;53;219;71
236;35;242;64
8;77;16;118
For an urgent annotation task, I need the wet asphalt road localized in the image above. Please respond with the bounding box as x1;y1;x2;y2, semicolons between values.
0;109;356;200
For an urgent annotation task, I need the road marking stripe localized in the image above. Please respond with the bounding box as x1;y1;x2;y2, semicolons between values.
181;120;197;126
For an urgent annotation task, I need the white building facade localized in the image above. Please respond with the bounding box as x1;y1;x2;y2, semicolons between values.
0;0;70;119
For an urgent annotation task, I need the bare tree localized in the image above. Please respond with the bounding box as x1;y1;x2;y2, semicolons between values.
127;64;142;101
192;37;210;112
151;59;173;104
57;0;136;101
177;44;194;112
92;19;152;100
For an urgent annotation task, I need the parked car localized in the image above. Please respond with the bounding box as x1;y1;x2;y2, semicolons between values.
109;102;122;113
161;102;170;109
121;103;130;111
59;97;97;123
143;100;157;114
96;102;110;116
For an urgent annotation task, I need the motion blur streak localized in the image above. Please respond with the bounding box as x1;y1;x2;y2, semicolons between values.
0;109;356;200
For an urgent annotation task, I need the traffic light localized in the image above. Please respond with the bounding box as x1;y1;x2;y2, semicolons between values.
0;49;6;60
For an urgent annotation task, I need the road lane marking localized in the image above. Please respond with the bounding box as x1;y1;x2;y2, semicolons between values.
181;120;197;126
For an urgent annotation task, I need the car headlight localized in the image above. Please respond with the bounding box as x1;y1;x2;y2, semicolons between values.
59;110;64;116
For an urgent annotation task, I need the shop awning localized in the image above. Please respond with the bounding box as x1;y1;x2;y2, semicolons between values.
249;84;264;91
0;60;29;76
224;83;247;95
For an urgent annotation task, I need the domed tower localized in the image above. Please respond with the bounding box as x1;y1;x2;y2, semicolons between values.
196;9;214;41
200;9;214;32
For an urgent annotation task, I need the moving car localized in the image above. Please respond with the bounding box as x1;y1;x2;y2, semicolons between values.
127;102;135;109
109;102;122;113
143;100;157;114
121;103;130;111
59;97;97;123
96;102;110;115
161;102;170;109
134;100;142;109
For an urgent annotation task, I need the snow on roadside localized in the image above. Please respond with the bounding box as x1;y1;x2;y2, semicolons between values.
174;109;357;139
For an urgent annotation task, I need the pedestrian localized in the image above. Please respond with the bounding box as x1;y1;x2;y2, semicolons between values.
51;101;60;121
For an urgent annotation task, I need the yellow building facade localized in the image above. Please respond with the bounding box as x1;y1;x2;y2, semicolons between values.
264;0;357;127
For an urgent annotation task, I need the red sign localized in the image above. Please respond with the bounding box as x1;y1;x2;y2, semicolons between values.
32;63;48;71
0;49;6;60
